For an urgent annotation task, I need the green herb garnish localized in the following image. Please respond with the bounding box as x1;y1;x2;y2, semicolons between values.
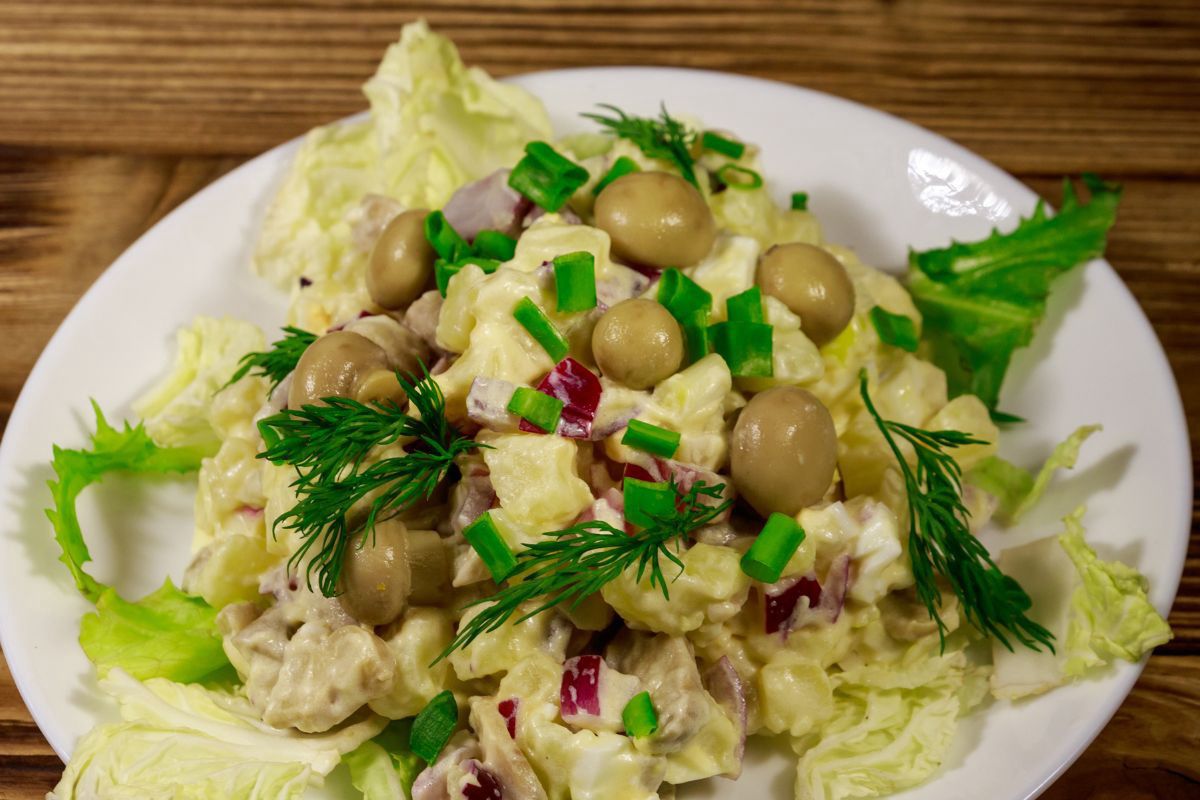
859;372;1053;652
868;306;919;353
258;370;479;596
583;104;698;187
435;480;730;663
908;175;1121;411
225;326;316;391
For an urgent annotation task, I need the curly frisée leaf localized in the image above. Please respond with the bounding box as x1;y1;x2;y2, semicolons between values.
46;403;229;682
908;175;1121;410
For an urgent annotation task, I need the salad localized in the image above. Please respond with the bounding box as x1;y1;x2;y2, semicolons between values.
44;21;1174;800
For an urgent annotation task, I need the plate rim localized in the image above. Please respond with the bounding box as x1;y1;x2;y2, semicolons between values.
0;64;1190;799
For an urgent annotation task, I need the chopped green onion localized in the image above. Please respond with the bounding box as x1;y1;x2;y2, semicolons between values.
410;690;459;763
868;306;919;353
508;141;589;212
623;477;677;529
593;156;640;196
553;251;598;312
740;512;807;583
508;386;564;434
424;211;471;262
436;256;501;296
463;511;518;582
473;229;518;262
726;286;765;324
790;192;809;211
621;420;681;459
701;131;745;159
714;164;763;191
681;317;712;363
657;268;712;319
622;691;658;738
512;297;570;362
710;321;773;377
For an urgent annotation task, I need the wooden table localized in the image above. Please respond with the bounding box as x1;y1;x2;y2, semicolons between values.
1;1;1197;797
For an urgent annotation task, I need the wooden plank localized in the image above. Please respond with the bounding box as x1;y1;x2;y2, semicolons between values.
0;2;1196;174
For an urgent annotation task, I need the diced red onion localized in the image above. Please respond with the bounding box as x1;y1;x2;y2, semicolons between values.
703;657;747;777
577;488;625;529
459;760;504;800
451;471;496;536
497;698;519;740
763;554;852;636
236;505;264;518
403;290;445;351
443;170;531;243
519;358;602;439
467;377;521;433
560;655;603;718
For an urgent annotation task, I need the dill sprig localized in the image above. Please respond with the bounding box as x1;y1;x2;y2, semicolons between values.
858;371;1054;653
258;370;479;596
582;103;699;187
225;326;316;391
435;480;730;663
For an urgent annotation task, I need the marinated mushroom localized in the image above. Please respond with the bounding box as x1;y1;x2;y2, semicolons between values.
354;368;409;408
367;209;436;310
591;298;685;390
731;386;837;517
288;330;390;409
340;521;449;626
756;243;855;346
593;171;716;269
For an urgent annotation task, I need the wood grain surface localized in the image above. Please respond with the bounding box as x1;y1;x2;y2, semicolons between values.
0;1;1197;797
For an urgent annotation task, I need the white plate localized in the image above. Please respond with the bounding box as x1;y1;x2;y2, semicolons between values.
0;68;1189;799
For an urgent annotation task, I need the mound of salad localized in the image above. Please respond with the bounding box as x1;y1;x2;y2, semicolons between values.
46;21;1173;800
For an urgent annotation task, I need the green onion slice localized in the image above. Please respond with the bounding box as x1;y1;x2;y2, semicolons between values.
553;251;598;312
463;511;518;582
710;321;773;377
740;512;807;583
621;419;681;459
680;317;712;364
790;192;809;211
508;141;589;212
869;306;919;353
424;211;471;262
508;386;564;434
714;164;763;191
622;691;659;738
473;229;518;262
701;131;745;159
512;297;570;362
657;268;712;320
726;286;765;324
436;256;500;297
593;156;640;196
623;477;678;529
410;690;459;763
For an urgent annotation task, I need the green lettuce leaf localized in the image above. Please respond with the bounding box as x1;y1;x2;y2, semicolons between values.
46;404;229;682
133;316;266;451
1060;507;1173;677
968;424;1100;521
990;508;1172;699
908;175;1121;410
253;20;551;290
345;719;423;800
51;669;385;800
794;639;987;800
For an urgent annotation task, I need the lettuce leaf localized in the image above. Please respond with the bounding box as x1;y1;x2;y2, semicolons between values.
253;20;551;290
1059;508;1173;676
51;670;385;800
133;316;265;451
908;175;1120;410
794;640;985;800
46;404;230;682
991;508;1172;699
345;719;423;800
968;424;1101;521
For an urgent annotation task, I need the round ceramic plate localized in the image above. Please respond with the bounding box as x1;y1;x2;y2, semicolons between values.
0;68;1189;799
